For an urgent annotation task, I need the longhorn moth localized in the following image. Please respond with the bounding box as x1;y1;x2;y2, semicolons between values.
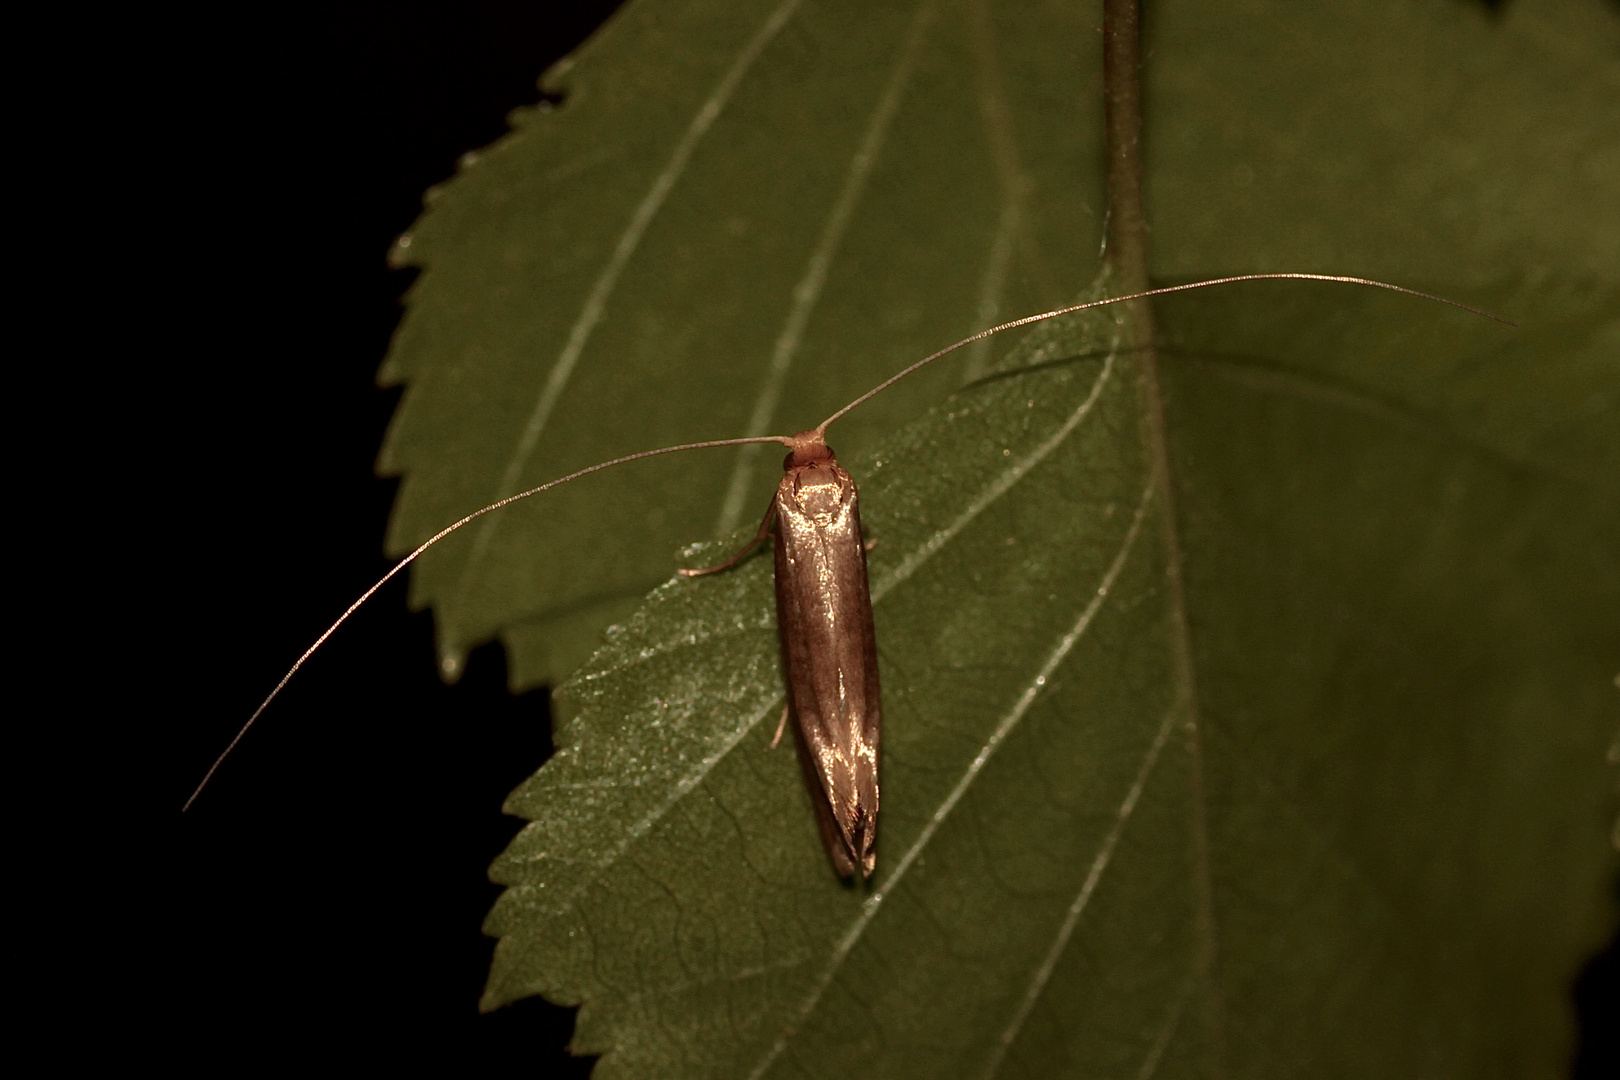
186;275;1508;880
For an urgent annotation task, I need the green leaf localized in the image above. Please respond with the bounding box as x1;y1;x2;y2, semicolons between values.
381;0;1109;685
380;0;1618;1075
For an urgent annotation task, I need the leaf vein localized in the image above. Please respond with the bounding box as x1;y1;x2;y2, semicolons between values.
960;0;1030;385
982;703;1180;1077
713;0;943;536
870;349;1116;602
454;0;806;611
1135;970;1198;1080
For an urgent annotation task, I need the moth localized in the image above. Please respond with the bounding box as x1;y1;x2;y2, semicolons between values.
680;428;881;878
185;275;1506;880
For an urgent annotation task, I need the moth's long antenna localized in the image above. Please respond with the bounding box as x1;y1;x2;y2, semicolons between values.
816;273;1513;434
184;435;795;812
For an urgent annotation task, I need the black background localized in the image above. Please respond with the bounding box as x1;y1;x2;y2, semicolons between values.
159;1;1612;1073
165;3;620;1073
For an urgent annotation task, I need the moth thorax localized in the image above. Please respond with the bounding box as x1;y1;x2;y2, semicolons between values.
794;466;847;521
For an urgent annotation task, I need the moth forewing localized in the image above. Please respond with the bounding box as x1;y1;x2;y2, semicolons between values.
772;438;881;878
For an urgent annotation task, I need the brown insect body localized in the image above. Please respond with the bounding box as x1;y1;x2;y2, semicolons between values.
772;433;881;878
682;428;882;877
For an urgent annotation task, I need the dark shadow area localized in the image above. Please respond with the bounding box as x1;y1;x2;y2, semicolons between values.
162;3;619;1072
962;346;1120;390
1573;873;1619;1079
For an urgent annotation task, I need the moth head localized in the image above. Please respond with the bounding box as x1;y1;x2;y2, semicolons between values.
783;429;835;471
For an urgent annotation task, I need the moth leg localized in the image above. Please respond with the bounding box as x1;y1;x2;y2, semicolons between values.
863;538;877;553
769;703;790;749
678;500;779;577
